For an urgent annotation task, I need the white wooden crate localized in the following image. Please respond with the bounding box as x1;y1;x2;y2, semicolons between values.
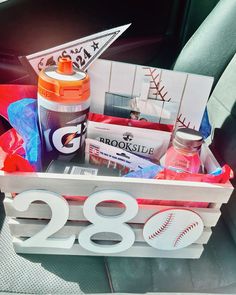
1;145;233;259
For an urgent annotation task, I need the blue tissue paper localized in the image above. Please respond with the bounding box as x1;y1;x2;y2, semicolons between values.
8;98;42;171
123;164;163;179
199;108;212;139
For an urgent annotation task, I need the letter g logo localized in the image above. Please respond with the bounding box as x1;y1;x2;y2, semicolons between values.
52;124;81;154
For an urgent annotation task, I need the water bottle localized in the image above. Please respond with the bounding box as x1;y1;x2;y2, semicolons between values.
163;128;203;173
37;57;90;167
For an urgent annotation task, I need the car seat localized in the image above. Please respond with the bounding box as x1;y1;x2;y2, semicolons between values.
1;0;236;294
173;0;236;244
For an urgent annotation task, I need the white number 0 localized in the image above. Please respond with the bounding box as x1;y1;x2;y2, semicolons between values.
79;190;139;254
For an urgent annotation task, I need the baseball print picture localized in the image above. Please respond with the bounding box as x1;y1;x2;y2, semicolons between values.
88;59;213;127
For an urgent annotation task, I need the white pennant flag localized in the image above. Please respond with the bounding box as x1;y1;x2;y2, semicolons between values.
23;24;131;75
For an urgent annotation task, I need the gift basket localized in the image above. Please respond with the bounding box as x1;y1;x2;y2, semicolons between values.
1;25;234;259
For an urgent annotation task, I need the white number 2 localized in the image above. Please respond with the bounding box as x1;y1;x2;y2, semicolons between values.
78;190;139;254
13;190;75;249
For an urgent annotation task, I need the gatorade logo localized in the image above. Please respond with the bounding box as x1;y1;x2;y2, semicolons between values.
44;123;86;154
53;125;81;154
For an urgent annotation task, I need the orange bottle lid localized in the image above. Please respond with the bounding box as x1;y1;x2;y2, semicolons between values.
38;57;90;104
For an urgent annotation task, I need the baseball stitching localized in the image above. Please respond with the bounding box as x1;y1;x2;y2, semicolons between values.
148;213;174;240
174;221;199;247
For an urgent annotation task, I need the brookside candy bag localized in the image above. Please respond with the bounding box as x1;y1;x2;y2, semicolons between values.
87;121;171;162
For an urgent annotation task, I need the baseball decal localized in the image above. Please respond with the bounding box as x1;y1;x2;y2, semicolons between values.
143;208;204;250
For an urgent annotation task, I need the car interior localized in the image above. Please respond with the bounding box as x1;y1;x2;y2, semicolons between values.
1;0;236;294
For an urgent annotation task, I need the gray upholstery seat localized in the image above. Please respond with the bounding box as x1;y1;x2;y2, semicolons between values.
1;0;236;294
207;55;236;243
173;0;236;86
173;0;236;242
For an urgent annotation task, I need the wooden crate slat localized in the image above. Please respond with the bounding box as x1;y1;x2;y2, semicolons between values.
4;198;221;227
0;171;233;203
2;145;231;259
8;218;212;245
12;237;204;258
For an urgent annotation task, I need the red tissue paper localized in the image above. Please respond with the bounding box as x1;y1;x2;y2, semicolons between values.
0;128;34;172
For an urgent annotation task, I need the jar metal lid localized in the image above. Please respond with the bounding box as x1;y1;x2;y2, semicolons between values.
173;128;203;151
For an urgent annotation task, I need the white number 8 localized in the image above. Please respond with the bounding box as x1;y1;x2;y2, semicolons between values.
79;190;138;254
